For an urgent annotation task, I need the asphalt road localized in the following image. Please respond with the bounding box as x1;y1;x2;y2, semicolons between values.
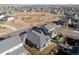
0;35;29;55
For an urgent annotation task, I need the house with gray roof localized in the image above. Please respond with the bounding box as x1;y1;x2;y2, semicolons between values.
22;29;48;50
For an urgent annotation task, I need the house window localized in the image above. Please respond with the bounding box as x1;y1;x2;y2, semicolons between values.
25;39;37;49
43;44;46;47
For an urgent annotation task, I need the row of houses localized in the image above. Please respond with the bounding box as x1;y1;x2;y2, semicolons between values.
0;5;68;14
1;5;79;15
18;22;79;54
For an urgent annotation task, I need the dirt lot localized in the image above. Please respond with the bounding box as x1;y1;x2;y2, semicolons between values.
0;25;13;36
0;12;63;37
6;12;62;28
5;19;27;29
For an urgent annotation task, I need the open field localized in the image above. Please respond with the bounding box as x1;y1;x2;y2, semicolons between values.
0;12;63;38
5;12;62;28
0;25;13;36
6;12;62;28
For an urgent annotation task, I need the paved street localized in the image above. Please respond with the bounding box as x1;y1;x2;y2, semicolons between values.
0;35;29;55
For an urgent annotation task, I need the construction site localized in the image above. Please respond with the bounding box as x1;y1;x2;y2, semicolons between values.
0;4;79;55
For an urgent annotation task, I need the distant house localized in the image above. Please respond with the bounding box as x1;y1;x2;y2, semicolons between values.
57;19;66;25
40;23;56;35
0;16;16;23
67;18;79;29
67;19;72;25
0;11;7;15
74;13;79;19
0;14;5;19
7;16;15;21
